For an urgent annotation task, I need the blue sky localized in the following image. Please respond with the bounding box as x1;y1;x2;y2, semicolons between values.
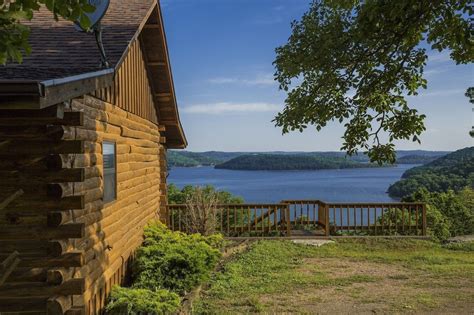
161;0;473;152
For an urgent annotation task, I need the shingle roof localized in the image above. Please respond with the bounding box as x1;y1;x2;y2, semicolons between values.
0;0;155;81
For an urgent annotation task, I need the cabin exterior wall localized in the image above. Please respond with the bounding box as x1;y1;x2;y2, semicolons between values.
0;36;169;313
0;93;166;314
69;95;164;314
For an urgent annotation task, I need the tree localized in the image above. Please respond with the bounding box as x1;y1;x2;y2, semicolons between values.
0;0;95;64
274;0;473;164
466;87;474;137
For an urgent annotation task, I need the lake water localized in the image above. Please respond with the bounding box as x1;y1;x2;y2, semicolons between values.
168;164;418;203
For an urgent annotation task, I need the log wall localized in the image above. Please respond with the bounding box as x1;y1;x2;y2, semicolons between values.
69;95;164;314
0;103;87;314
0;95;166;314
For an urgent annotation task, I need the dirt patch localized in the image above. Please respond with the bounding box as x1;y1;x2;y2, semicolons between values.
260;258;474;314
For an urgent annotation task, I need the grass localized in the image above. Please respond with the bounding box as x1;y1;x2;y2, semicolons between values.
193;239;474;314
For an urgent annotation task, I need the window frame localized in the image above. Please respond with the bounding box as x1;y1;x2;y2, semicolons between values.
102;140;117;204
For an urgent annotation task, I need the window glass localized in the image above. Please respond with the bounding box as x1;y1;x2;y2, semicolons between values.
103;141;116;203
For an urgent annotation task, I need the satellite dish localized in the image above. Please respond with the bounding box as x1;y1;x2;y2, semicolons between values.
74;0;110;32
74;0;110;68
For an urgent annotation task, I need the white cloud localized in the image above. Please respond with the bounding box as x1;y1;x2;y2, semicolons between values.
208;73;275;86
182;102;281;114
418;88;466;97
208;78;238;84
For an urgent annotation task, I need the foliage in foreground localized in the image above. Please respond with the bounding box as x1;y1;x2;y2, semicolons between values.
404;188;474;241
105;286;180;315
273;0;472;163
133;222;223;294
194;239;474;313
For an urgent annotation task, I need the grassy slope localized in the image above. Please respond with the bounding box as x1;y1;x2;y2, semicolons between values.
194;239;474;314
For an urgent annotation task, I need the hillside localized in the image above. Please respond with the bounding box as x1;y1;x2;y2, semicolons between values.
388;147;474;198
214;154;384;170
168;150;448;167
168;151;223;167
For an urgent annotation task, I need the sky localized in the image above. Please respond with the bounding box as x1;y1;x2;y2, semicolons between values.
161;0;473;152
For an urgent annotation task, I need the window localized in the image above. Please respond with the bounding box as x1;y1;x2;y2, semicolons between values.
103;141;116;203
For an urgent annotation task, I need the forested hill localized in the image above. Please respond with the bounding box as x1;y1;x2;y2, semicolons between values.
168;150;448;167
388;147;474;198
214;154;385;171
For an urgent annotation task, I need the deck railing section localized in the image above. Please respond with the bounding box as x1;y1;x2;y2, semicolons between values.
166;201;426;237
167;204;290;237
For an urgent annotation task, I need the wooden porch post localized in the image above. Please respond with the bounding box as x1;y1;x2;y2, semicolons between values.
422;203;427;236
325;204;330;236
285;204;291;237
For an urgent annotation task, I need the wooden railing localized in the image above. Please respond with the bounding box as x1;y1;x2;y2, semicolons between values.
166;200;427;237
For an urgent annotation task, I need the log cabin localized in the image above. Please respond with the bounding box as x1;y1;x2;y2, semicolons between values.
0;0;186;313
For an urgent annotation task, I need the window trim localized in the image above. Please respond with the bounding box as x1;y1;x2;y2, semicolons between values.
102;140;117;204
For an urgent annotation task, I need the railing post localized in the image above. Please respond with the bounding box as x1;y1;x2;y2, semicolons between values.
285;204;291;237
325;204;330;236
422;203;427;236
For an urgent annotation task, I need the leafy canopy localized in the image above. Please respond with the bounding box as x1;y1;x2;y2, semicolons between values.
274;0;473;164
0;0;96;64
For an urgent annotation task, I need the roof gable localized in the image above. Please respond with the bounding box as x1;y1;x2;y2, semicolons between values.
0;0;186;148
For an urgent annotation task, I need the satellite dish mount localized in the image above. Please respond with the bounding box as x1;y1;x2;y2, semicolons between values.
75;0;111;68
93;23;109;68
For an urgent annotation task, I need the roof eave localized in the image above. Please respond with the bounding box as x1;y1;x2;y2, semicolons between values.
0;68;114;109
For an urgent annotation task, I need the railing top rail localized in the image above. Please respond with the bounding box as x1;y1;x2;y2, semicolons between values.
167;203;289;208
168;202;425;208
325;202;425;206
281;200;324;203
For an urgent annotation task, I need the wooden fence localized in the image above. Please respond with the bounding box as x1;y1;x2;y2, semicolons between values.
166;200;427;237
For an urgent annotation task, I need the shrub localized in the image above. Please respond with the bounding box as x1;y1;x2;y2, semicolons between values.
404;188;474;241
134;222;222;294
184;186;219;235
105;286;180;315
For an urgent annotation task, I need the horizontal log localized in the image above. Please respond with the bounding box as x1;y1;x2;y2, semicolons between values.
0;224;84;240
4;196;85;215
7;267;47;282
0;278;85;297
0;140;84;155
18;251;84;268
0;111;83;126
0;125;64;141
0;297;47;312
0;240;66;257
0;168;85;184
0;103;64;119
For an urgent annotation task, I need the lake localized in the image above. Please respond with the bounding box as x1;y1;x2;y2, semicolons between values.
168;164;418;203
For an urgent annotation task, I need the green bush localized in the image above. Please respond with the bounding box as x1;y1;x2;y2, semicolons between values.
105;286;180;315
404;188;474;241
133;222;222;294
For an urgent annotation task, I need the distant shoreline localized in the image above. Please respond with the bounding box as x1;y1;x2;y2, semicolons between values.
168;150;449;168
